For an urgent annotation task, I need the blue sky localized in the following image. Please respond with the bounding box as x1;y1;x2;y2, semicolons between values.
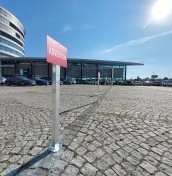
1;0;172;79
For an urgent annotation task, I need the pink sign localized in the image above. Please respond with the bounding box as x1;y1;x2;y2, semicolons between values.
46;35;67;68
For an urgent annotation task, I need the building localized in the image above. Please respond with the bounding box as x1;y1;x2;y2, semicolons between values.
0;6;143;80
0;6;25;57
0;57;143;81
0;6;25;77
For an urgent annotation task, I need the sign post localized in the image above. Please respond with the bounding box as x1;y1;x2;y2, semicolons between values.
46;35;67;152
98;72;100;102
111;66;114;86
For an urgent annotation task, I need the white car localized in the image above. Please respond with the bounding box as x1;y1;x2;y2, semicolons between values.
0;77;6;85
163;81;172;87
133;81;143;86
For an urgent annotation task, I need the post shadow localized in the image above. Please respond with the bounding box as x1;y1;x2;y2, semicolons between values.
7;149;51;176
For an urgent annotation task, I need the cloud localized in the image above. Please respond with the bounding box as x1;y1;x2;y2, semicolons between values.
82;24;95;29
101;30;172;54
62;25;72;33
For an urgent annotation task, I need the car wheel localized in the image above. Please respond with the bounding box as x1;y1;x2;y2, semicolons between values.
6;82;11;86
20;82;25;86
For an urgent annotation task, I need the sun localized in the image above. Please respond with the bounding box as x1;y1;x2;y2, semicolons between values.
151;0;172;21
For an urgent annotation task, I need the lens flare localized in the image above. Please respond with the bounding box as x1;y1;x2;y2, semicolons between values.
151;0;172;21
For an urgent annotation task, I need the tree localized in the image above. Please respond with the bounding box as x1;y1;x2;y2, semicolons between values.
163;77;168;80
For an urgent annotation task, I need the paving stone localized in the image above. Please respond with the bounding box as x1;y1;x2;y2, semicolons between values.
18;168;48;176
93;148;105;158
29;147;43;156
76;146;87;155
140;161;157;174
9;155;22;163
104;169;117;176
145;155;158;166
127;156;140;166
0;163;7;172
62;165;79;176
1;164;21;176
112;164;126;176
39;155;55;169
84;152;97;163
61;149;74;162
151;147;164;155
155;172;168;176
94;159;109;171
18;155;33;165
70;155;85;168
81;163;98;176
50;159;67;174
0;155;10;162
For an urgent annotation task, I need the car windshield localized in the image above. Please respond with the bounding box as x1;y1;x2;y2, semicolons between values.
16;76;29;80
34;78;42;81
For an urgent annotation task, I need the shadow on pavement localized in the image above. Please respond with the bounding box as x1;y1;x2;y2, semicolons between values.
7;149;51;176
60;101;97;115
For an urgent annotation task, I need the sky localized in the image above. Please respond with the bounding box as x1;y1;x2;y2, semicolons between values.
1;0;172;79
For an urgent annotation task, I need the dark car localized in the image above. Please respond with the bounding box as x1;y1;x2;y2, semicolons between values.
30;77;50;85
115;80;124;85
40;77;52;85
75;79;83;84
5;76;36;86
153;81;163;86
63;79;73;85
123;80;133;86
0;77;6;85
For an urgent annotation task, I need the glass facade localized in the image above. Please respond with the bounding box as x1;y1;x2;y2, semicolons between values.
98;65;112;79
0;6;25;57
0;45;24;57
66;63;82;79
82;64;97;79
113;65;126;81
0;37;24;53
0;59;128;81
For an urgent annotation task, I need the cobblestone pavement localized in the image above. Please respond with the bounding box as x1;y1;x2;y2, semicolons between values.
1;85;172;176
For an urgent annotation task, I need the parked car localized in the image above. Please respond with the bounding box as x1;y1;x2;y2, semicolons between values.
75;79;84;84
163;81;172;87
0;77;6;85
153;81;163;86
62;79;73;85
30;77;50;85
143;81;153;86
40;77;52;85
133;81;143;86
5;76;36;86
115;80;124;85
85;79;95;84
123;80;133;86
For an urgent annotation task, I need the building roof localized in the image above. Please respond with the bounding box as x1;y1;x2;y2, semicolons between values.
0;57;144;66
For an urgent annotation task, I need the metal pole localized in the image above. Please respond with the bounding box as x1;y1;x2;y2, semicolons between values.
49;64;62;152
111;66;114;86
97;72;100;102
0;61;2;77
98;77;99;102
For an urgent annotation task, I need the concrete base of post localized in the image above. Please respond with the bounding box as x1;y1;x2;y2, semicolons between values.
48;143;62;153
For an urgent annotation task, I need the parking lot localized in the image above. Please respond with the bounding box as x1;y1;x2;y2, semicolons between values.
0;85;172;175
